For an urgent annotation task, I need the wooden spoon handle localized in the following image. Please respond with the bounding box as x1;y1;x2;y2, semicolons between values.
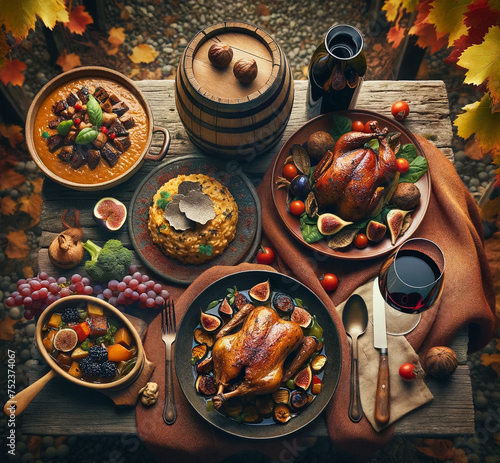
3;369;56;417
375;351;390;425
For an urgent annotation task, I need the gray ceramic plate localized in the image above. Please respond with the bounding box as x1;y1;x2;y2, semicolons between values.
175;270;342;439
128;155;262;285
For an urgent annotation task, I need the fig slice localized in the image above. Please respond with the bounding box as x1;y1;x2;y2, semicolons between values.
294;364;312;390
290;306;313;328
93;197;127;231
317;213;352;235
54;328;78;352
387;209;412;245
249;280;271;302
200;311;222;333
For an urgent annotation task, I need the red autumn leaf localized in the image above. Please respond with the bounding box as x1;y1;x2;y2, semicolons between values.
108;27;125;46
5;230;30;259
56;49;81;72
387;25;406;48
0;316;18;341
19;193;43;226
0;196;18;215
0;123;24;147
446;0;500;65
0;59;26;86
65;5;93;35
416;439;455;460
0;168;25;191
31;177;44;194
409;0;448;54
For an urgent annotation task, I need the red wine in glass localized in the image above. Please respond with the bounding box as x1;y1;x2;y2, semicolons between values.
379;238;445;315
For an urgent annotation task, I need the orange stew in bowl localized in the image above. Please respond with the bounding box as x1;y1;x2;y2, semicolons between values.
41;300;138;384
33;78;149;184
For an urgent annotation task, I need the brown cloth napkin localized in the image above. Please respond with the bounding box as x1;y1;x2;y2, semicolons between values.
136;135;496;461
336;279;434;432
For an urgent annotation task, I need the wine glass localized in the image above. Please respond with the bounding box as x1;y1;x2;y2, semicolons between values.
378;238;445;334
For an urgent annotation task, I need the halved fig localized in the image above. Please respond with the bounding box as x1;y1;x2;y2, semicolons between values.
218;298;233;317
294;364;312;390
387;209;412;245
249;280;271;302
93;197;127;231
191;343;208;361
194;328;214;347
53;328;78;352
272;292;294;313
290;390;312;411
366;220;387;242
200;311;222;333
233;292;250;311
290;306;313;328
317;213;352;235
196;356;213;374
195;374;217;395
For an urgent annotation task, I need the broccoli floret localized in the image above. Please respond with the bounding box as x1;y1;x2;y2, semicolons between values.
82;239;132;283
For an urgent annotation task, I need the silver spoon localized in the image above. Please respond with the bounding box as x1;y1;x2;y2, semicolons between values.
342;294;369;423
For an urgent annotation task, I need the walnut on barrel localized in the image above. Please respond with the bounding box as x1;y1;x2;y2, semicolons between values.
208;42;233;68
233;58;258;84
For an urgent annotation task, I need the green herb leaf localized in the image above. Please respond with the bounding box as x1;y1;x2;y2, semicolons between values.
365;139;379;150
294;298;304;308
87;94;103;127
199;244;213;256
399;156;429;183
57;120;74;136
156;198;170;209
206;299;222;310
75;127;98;145
300;213;324;243
160;191;172;200
397;143;418;163
330;115;352;142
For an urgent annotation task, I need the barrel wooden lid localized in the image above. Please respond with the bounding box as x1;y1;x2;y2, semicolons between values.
185;22;281;104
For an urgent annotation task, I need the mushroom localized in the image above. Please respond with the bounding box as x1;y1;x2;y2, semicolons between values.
48;209;84;268
139;382;159;406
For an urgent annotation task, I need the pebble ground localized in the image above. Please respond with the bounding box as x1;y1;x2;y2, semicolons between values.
1;1;499;462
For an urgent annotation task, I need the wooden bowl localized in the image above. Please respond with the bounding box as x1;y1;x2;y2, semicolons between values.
26;66;170;191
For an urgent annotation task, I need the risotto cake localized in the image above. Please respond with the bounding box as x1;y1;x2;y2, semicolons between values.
148;174;238;264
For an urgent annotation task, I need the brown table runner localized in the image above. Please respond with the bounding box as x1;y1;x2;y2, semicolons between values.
136;135;496;461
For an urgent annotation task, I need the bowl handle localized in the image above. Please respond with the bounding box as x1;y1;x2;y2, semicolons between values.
3;369;56;417
145;126;171;162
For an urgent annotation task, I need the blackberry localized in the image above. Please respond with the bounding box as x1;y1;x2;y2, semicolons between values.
79;357;102;377
88;345;108;363
61;307;80;323
100;361;117;378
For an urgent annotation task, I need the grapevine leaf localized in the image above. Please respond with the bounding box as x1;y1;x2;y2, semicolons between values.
427;0;469;46
387;25;406;48
128;44;159;64
457;26;500;101
87;95;103;127
0;123;24;147
0;59;26;86
0;0;68;39
56;49;81;72
454;93;500;151
75;127;99;145
108;27;125;46
64;5;93;35
409;0;448;54
6;230;30;259
382;0;404;22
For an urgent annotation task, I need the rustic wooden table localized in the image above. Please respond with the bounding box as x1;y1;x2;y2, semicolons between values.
24;80;474;438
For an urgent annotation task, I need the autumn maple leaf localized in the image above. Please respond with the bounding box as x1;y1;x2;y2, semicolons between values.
108;27;125;46
19;193;43;226
0;59;26;86
427;0;469;46
409;0;448;54
5;230;30;259
387;25;406;48
0;196;18;216
65;5;93;35
129;44;159;64
56;49;81;72
0;123;24;147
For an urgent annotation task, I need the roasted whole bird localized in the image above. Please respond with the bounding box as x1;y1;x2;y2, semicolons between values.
313;123;398;222
211;305;305;409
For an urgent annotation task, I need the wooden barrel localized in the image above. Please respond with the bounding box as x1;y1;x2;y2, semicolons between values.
175;22;294;159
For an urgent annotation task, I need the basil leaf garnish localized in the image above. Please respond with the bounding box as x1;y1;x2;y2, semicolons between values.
300;213;324;243
57;120;73;136
87;95;103;127
399;156;429;183
75;127;98;145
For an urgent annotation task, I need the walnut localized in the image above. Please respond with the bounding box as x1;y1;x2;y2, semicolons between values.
139;381;159;406
208;42;233;68
233;58;258;84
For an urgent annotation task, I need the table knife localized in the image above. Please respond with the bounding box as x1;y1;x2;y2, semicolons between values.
373;278;390;425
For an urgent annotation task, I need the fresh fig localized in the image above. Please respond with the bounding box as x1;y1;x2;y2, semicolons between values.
317;213;352;235
53;328;78;352
218;298;234;317
290;390;312;410
233;292;250;311
249;280;271;302
290;306;313;328
93;197;127;231
387;209;412;245
200;311;222;333
272;292;294;313
195;374;217;395
294;364;312;390
289;175;311;200
366;220;387;242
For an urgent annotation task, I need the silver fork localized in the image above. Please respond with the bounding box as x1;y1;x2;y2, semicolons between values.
161;299;177;425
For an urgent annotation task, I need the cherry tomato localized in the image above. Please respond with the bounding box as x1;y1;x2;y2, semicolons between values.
282;163;298;181
74;118;81;126
320;273;338;292
391;100;410;121
354;233;368;249
101;126;109;134
396;158;410;174
74;103;82;112
257;246;275;265
399;363;416;381
351;120;365;132
364;120;377;133
289;200;305;216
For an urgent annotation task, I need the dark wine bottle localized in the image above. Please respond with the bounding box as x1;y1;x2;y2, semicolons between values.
306;25;367;119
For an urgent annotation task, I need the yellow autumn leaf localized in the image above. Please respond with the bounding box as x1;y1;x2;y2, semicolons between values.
128;44;159;64
108;27;125;46
427;0;469;46
31;176;44;194
382;0;404;22
0;196;18;215
19;193;43;226
0;0;68;40
0;316;18;341
0;123;24;147
401;0;418;11
454;93;500;152
481;352;500;366
6;230;30;259
458;26;500;102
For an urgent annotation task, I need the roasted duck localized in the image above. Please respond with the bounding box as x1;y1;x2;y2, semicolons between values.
313;123;398;222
